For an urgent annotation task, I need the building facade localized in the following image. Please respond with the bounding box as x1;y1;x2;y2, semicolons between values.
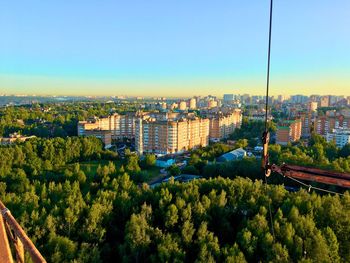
78;112;143;139
208;110;242;140
135;117;209;155
223;94;235;104
276;119;302;145
297;112;313;138
315;110;350;137
308;101;318;112
179;101;187;111
326;128;350;148
189;98;197;109
208;100;218;109
319;96;330;107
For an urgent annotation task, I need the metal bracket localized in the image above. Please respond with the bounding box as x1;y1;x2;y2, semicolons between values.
262;131;271;177
1;208;10;216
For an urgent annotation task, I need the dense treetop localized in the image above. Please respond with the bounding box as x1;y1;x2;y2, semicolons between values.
0;102;141;137
0;137;349;262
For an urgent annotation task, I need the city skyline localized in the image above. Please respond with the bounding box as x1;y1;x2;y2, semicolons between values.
1;92;349;99
1;0;350;96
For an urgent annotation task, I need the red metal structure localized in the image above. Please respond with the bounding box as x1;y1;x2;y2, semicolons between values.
270;164;350;189
0;200;46;263
261;0;350;192
262;131;350;190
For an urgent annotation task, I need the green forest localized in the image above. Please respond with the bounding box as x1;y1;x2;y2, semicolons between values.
0;137;350;262
0;102;141;137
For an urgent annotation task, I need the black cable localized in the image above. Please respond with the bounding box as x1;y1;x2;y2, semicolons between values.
264;0;273;132
264;0;275;241
280;173;345;196
261;0;344;245
264;175;275;239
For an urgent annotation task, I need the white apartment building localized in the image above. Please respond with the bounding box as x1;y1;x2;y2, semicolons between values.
78;112;143;139
326;128;350;148
135;116;209;155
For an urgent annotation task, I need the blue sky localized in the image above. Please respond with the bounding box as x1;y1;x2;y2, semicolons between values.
0;0;349;96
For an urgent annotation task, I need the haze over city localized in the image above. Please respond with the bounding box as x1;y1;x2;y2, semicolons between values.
1;0;349;96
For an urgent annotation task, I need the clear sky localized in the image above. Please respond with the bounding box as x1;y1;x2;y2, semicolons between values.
0;0;349;97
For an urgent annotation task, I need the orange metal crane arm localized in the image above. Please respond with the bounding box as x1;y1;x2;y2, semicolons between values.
270;164;350;189
0;200;46;263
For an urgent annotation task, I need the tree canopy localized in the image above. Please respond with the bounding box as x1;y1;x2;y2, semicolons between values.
1;142;350;262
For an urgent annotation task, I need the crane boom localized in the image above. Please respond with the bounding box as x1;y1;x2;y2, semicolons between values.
0;200;46;263
270;164;350;189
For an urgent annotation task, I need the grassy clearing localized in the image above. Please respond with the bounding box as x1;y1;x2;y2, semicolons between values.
78;160;123;176
144;166;162;182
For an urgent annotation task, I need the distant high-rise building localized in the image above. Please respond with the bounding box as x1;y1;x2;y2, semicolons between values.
189;98;197;109
208;100;218;109
157;102;167;110
329;95;339;106
309;95;320;102
276;119;302;145
223;94;235;103
319;96;330;107
251;96;260;104
179;101;187;111
291;95;308;104
240;94;250;104
308;101;318;112
277;95;286;103
169;102;178;110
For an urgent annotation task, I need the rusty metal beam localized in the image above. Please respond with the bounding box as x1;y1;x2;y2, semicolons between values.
282;164;350;180
0;201;46;263
14;238;25;263
0;214;14;263
271;164;350;188
284;170;350;188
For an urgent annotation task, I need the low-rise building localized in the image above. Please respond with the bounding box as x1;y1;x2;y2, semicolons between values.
217;148;247;162
155;156;176;168
0;133;36;145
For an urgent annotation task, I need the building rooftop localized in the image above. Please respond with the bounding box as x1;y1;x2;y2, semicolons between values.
218;148;247;162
